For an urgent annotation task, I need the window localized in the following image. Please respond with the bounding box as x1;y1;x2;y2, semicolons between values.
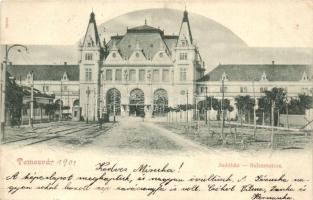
106;69;112;81
135;52;140;58
112;52;116;58
159;52;163;58
85;68;92;81
220;86;227;93
240;87;247;93
200;87;207;93
85;53;93;60
62;85;68;91
43;85;49;92
179;52;187;60
162;69;169;82
115;69;122;81
180;68;187;81
152;69;159;82
181;41;186;46
129;69;136;81
301;88;309;94
139;70;145;82
260;87;267;93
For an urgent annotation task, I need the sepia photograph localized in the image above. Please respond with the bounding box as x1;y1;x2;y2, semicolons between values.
0;0;312;199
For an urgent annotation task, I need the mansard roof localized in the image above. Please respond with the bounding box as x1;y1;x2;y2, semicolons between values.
106;24;178;60
7;64;79;81
197;64;313;82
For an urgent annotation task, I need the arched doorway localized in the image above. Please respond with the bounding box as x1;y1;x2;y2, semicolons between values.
153;89;168;116
73;99;79;107
129;89;145;116
106;88;121;116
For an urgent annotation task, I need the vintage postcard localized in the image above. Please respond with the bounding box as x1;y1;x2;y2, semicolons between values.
0;0;312;199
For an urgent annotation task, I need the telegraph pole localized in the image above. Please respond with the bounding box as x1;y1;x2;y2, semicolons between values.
93;87;96;121
253;80;257;138
186;90;189;123
113;88;116;122
29;72;34;128
86;87;90;123
59;80;62;121
205;87;208;125
221;78;225;141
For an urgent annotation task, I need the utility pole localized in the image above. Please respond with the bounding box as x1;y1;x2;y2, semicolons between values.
253;80;257;138
67;89;70;115
113;88;116;123
59;79;62;122
86;87;90;123
205;87;208;125
186;90;189;123
93;87;96;121
29;72;34;128
1;44;28;142
208;95;212;136
286;97;289;130
270;100;275;149
221;78;225;141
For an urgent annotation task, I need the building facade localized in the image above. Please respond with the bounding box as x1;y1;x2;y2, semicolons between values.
197;62;313;119
78;10;205;119
5;11;312;123
7;64;80;115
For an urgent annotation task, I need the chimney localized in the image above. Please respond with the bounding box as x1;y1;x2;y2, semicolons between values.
272;60;275;65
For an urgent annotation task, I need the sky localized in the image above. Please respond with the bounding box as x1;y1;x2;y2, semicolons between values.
0;0;312;47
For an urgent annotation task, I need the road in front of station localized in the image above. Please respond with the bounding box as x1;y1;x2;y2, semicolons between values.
2;118;210;155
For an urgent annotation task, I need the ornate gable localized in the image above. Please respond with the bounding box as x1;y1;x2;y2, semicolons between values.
129;42;147;62
105;42;124;63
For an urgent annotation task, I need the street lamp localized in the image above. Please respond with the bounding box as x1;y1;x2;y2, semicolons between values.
86;86;91;123
1;44;28;141
59;79;63;122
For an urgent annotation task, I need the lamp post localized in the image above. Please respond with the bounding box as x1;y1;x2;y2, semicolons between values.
86;87;91;123
113;88;116;123
28;72;34;128
186;90;189;123
1;44;28;141
205;87;208;125
59;79;62;122
286;96;290;130
221;78;225;141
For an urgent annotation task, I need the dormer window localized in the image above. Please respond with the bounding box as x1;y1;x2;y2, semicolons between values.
221;72;228;81
26;72;33;82
301;71;309;81
181;41;186;47
159;52;163;58
260;72;267;81
112;52;116;58
62;72;68;81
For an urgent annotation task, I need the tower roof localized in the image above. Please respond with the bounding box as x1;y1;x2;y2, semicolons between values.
82;11;101;47
178;9;193;45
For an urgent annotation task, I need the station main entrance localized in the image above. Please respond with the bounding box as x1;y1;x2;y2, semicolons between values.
129;89;145;116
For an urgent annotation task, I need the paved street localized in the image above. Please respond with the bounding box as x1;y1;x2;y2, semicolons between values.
1;118;209;155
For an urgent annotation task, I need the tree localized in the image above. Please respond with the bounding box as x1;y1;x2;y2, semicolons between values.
235;95;255;125
258;87;287;126
288;94;313;115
